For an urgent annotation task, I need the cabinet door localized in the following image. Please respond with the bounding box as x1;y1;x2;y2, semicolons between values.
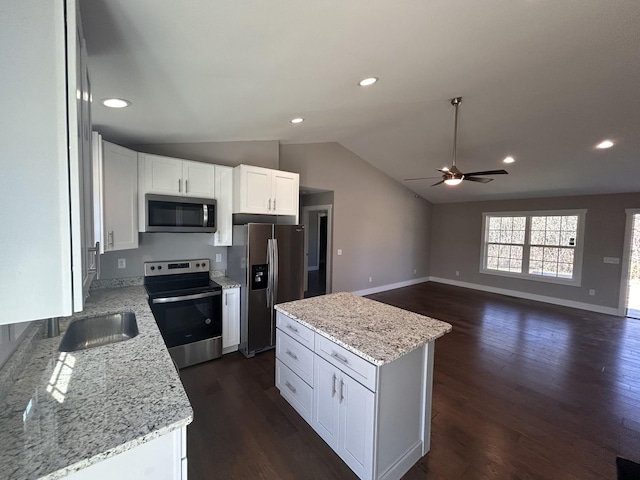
234;165;271;214
182;160;215;198
338;373;375;480
145;154;183;195
222;287;240;349
271;170;299;217
103;141;139;251
213;165;233;246
311;356;340;450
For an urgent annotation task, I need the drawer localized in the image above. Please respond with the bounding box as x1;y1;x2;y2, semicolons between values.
315;334;378;392
276;359;313;423
276;328;314;386
276;312;314;350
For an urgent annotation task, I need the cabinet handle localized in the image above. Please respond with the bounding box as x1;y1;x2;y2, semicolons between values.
286;324;299;334
339;379;344;403
185;179;188;193
286;349;298;360
331;374;336;397
178;179;182;192
331;351;349;365
225;293;228;306
273;198;276;211
268;198;272;211
108;231;114;248
87;241;100;277
284;381;297;394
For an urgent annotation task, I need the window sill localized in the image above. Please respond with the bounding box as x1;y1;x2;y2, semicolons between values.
480;268;582;287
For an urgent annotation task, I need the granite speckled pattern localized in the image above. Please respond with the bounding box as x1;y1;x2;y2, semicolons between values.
90;277;143;290
210;275;241;289
0;286;193;480
275;292;452;365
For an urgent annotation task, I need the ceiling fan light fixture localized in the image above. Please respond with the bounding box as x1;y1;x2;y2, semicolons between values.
503;156;515;164
444;177;463;186
290;117;304;124
101;98;131;108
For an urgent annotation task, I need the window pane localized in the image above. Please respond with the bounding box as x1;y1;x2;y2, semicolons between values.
498;257;511;270
513;230;525;244
502;217;513;230
511;245;523;260
560;232;575;246
543;247;559;262
530;246;543;261
545;230;560;246
562;215;578;232
531;217;546;230
500;230;513;244
558;248;574;264
513;217;526;230
542;262;558;276
546;216;561;230
510;259;521;271
487;244;498;257
530;230;544;245
487;256;498;269
489;217;502;230
489;230;500;242
529;260;542;274
558;263;573;278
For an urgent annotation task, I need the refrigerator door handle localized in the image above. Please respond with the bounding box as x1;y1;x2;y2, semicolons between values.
272;238;279;305
266;239;272;309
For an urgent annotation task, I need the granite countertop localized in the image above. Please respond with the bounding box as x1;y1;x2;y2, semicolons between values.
210;275;241;289
275;292;452;366
0;286;193;480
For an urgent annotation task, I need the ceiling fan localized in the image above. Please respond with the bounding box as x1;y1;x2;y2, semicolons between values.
405;97;508;186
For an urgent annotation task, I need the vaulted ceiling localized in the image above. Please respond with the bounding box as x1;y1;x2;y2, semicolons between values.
81;0;640;203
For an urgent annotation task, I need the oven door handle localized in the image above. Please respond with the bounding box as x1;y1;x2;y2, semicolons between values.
151;291;221;304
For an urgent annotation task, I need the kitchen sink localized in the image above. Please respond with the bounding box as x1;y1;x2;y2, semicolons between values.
59;312;139;352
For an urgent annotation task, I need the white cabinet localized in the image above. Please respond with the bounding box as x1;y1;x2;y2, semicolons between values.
233;165;299;219
222;287;240;353
312;357;375;480
63;427;187;480
94;137;139;253
0;0;94;324
213;165;233;246
142;154;215;198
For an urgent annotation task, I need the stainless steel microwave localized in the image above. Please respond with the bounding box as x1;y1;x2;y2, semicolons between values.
145;194;217;233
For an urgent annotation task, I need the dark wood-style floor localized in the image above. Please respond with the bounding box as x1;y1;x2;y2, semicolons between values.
179;282;640;479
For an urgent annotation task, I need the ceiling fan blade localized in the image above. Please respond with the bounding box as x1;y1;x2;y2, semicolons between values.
463;169;508;176
431;180;445;187
464;176;493;183
404;176;442;181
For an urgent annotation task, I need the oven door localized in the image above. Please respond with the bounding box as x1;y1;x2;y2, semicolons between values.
150;290;222;348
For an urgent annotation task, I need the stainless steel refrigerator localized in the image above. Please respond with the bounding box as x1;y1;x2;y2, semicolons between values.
228;223;305;357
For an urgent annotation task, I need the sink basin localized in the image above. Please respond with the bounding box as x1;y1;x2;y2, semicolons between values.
59;312;139;352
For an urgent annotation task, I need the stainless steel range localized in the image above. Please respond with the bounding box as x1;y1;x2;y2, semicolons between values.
144;259;222;369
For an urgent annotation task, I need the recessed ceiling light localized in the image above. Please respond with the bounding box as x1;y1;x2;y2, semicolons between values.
503;156;515;164
358;77;378;87
101;98;131;108
290;117;304;124
596;139;614;149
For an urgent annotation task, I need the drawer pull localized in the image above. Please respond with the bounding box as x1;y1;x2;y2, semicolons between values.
331;351;350;365
286;324;299;334
332;374;337;397
286;349;298;360
284;381;297;394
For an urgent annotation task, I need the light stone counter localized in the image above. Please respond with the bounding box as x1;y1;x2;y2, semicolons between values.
275;292;452;365
209;274;241;289
0;286;193;480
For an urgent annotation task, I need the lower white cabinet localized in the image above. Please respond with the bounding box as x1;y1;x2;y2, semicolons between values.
313;356;375;480
222;287;240;353
63;427;187;480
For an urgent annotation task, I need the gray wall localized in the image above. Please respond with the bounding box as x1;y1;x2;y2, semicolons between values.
280;142;432;292
301;191;334;207
127;140;279;169
430;192;640;309
100;233;226;279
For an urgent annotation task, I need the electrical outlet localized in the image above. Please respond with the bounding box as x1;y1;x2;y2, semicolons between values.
589;289;595;296
368;277;372;283
413;269;417;275
215;253;222;262
455;271;460;276
337;249;343;256
117;258;126;269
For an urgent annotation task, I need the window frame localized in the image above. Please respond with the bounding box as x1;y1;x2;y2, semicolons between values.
480;209;587;287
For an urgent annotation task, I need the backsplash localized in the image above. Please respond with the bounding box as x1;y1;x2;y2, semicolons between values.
99;232;227;279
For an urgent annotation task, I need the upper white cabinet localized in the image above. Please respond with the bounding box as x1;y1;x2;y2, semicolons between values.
213;165;233;246
233;165;299;219
141;154;215;198
0;0;94;323
94;135;139;254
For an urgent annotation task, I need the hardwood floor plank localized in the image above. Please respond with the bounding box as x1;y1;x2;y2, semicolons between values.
180;282;640;479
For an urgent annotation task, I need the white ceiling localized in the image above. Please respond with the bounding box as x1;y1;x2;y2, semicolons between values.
80;0;640;204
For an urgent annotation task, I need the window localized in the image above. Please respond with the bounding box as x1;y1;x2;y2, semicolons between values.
481;210;586;286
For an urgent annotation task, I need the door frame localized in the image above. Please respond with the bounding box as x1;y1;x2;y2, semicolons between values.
302;204;333;294
618;208;640;316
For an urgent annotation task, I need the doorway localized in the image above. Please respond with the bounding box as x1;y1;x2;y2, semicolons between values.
619;209;640;318
302;205;332;298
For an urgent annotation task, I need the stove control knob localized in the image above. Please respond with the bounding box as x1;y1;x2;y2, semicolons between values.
150;266;155;271
202;262;208;268
196;263;200;268
205;318;211;325
157;266;162;270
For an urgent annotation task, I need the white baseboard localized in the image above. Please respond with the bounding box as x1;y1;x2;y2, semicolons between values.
428;276;619;316
352;277;429;297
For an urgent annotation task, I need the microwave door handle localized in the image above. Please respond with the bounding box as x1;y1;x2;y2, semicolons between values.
203;204;208;228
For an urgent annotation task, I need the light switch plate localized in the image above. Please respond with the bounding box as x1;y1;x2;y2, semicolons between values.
337;249;343;256
215;254;222;262
117;258;126;269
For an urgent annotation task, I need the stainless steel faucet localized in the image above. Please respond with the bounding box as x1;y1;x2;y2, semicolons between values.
43;318;60;338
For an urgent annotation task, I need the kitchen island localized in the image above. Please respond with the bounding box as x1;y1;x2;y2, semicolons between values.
0;284;192;480
274;292;452;480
